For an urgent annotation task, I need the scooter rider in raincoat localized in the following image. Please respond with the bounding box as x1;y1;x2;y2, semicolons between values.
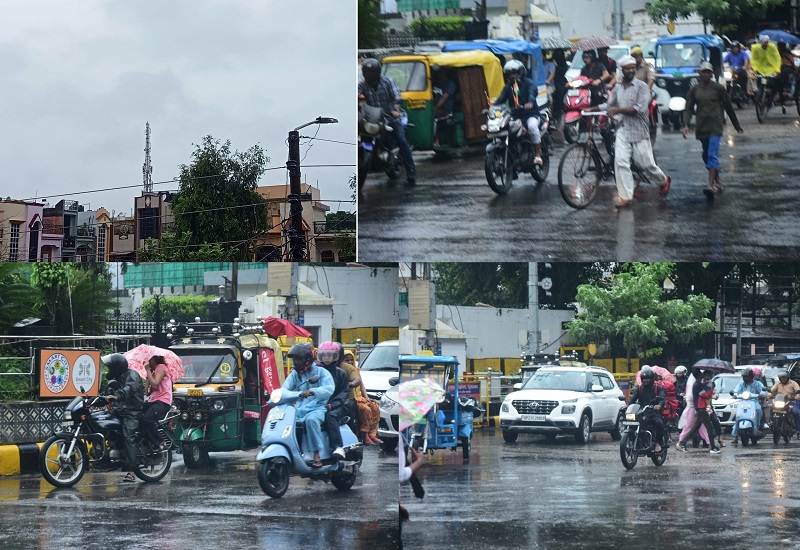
102;353;144;482
731;367;767;444
281;342;334;468
317;341;352;460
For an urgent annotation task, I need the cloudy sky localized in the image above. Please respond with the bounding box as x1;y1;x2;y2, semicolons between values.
0;0;356;216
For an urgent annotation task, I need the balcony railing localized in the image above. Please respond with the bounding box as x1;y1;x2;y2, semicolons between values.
313;219;356;234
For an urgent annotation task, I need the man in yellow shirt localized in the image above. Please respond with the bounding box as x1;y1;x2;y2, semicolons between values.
750;35;783;100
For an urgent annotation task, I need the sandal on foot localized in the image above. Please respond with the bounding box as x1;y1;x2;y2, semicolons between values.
122;473;136;482
614;197;633;208
311;460;323;468
659;176;671;198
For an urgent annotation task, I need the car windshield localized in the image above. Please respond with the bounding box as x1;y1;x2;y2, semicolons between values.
655;43;704;68
523;370;588;391
359;344;399;372
174;350;238;384
712;375;740;395
383;62;427;92
569;46;629;72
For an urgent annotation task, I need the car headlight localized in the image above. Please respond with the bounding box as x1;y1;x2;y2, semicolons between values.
380;393;397;408
213;399;225;411
690;78;699;87
561;405;576;414
657;78;667;88
501;402;509;413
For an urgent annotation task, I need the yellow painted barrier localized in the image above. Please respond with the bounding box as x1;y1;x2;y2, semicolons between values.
0;445;20;477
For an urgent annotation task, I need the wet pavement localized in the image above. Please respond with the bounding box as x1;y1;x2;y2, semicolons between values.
0;447;399;549
401;428;800;549
359;106;800;262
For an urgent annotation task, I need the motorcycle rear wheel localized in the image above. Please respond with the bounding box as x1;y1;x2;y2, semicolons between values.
531;145;550;183
331;467;358;491
40;435;88;488
258;458;290;498
756;89;768;123
135;448;172;482
741;433;750;446
485;147;513;195
651;440;668;466
558;142;601;209
619;432;638;470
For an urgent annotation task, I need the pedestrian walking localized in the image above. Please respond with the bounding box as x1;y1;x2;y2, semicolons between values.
677;369;711;448
676;370;722;454
682;61;744;199
588;55;671;207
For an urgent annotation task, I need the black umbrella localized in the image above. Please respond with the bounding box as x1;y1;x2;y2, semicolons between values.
692;358;736;373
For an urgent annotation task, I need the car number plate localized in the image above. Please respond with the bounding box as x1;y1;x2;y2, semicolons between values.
269;411;285;421
521;414;545;422
567;89;580;97
187;389;203;397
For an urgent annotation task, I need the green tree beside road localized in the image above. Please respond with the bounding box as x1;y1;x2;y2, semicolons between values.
646;0;783;32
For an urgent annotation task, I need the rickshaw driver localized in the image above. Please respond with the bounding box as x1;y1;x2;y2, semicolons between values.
359;58;417;185
316;341;352;460
281;342;334;468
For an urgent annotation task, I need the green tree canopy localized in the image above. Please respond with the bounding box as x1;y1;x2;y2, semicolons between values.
170;136;270;261
140;295;214;323
646;0;783;32
567;263;715;368
0;264;38;334
359;0;387;49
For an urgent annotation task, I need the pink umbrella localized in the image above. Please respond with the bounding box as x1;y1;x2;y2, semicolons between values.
635;365;676;385
123;344;185;381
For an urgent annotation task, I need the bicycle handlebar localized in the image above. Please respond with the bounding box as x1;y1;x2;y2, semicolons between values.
580;110;607;117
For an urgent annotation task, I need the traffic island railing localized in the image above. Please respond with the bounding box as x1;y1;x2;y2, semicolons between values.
0;401;67;476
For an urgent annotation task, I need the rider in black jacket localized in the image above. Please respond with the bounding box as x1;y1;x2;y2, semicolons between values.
317;341;352;460
102;353;144;482
494;59;544;165
629;367;666;451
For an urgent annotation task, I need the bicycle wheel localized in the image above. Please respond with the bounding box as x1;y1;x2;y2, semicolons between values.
756;88;767;123
558;142;601;209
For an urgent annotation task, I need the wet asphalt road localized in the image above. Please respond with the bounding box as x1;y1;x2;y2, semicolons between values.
358;105;800;262
401;427;800;550
0;447;399;550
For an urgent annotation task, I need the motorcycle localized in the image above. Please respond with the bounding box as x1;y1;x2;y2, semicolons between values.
755;73;780;123
357;102;408;193
562;76;596;144
724;66;747;109
730;390;765;446
771;393;796;445
619;404;668;470
39;383;177;488
483;103;552;195
256;378;363;498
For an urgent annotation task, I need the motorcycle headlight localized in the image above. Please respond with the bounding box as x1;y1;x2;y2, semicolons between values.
363;121;381;135
742;391;752;400
63;410;72;421
270;389;283;404
213;399;225;411
689;78;699;87
626;413;637;421
774;400;786;409
724;70;732;79
657;78;667;88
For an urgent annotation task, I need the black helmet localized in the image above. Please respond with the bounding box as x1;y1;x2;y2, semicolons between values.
287;342;315;373
640;366;655;385
361;58;381;84
779;370;790;382
731;41;741;48
742;367;754;381
102;353;128;379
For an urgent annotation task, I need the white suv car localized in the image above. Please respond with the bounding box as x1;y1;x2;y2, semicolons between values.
500;366;626;444
359;340;399;402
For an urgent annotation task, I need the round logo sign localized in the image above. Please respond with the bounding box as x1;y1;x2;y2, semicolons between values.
44;353;70;394
540;277;553;291
71;354;98;393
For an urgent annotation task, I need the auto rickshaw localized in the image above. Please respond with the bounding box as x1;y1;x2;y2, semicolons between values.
653;34;725;128
381;50;505;152
400;354;480;462
167;320;285;468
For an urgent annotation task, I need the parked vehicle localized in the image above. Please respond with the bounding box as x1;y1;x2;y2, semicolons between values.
619;404;668;470
653;34;725;129
168;321;285;468
499;365;626;444
401;355;476;462
359;339;399;402
256;382;363;498
358;101;407;191
40;383;177;488
381;50;505;152
484;103;553;194
378;383;401;452
770;393;796;444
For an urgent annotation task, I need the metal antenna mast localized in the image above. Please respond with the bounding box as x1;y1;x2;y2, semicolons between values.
143;122;153;193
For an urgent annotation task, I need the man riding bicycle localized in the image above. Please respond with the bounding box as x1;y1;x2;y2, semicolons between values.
750;35;783;101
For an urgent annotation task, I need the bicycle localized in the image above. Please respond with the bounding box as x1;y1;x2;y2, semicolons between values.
557;111;654;209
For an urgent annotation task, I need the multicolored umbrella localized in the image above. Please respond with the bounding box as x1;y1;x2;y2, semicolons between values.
123;344;185;381
635;365;676;385
692;358;735;374
261;316;312;339
573;36;618;52
398;377;446;431
540;35;575;50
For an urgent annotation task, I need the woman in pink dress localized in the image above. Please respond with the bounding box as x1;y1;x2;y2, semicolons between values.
677;369;709;446
142;355;172;452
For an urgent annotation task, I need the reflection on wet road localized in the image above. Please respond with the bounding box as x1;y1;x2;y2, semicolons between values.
359;108;800;262
401;428;800;549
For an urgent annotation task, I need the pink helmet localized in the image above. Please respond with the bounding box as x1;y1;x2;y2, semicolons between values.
317;341;340;365
752;367;763;376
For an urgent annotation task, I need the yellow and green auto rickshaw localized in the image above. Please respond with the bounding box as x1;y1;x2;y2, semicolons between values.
381;50;505;152
167;321;285;468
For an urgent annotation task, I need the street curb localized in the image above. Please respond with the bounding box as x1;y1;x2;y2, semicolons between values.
0;443;43;476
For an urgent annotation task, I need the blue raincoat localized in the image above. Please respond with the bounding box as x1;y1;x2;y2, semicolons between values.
282;365;334;453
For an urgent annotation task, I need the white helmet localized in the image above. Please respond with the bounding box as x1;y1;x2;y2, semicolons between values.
503;59;526;79
675;365;687;375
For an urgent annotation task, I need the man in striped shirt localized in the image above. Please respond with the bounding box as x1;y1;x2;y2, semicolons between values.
589;55;671;207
